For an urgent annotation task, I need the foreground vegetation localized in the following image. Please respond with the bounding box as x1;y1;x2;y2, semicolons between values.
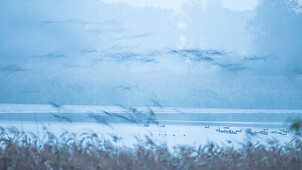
0;127;301;170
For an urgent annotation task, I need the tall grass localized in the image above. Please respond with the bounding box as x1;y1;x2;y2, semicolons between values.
0;126;301;170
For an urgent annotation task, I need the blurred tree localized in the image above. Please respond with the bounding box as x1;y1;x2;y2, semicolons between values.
249;0;302;74
290;119;302;135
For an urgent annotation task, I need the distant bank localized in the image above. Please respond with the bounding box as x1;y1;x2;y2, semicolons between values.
0;104;302;127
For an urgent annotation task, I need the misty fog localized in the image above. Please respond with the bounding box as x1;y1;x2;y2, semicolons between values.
1;0;302;109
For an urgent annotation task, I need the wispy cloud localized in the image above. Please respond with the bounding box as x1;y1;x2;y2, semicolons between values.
42;18;118;26
0;65;27;73
30;52;65;59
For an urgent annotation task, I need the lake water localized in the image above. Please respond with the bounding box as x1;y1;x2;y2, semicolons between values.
0;104;301;148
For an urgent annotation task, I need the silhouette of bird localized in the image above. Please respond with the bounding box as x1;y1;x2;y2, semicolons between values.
48;101;63;109
114;113;138;123
50;113;72;123
87;113;111;127
109;134;122;142
103;111;113;116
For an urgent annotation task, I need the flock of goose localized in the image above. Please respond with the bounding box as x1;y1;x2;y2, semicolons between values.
143;123;290;136
215;126;289;136
215;126;243;134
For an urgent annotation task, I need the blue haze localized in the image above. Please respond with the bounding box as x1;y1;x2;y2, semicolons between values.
0;0;302;109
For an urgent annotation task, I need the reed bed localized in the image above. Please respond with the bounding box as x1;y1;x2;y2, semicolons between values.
0;126;301;170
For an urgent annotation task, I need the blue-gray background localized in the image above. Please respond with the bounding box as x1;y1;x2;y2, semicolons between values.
1;0;302;109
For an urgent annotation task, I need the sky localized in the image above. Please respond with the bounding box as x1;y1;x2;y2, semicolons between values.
102;0;259;12
1;0;302;109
